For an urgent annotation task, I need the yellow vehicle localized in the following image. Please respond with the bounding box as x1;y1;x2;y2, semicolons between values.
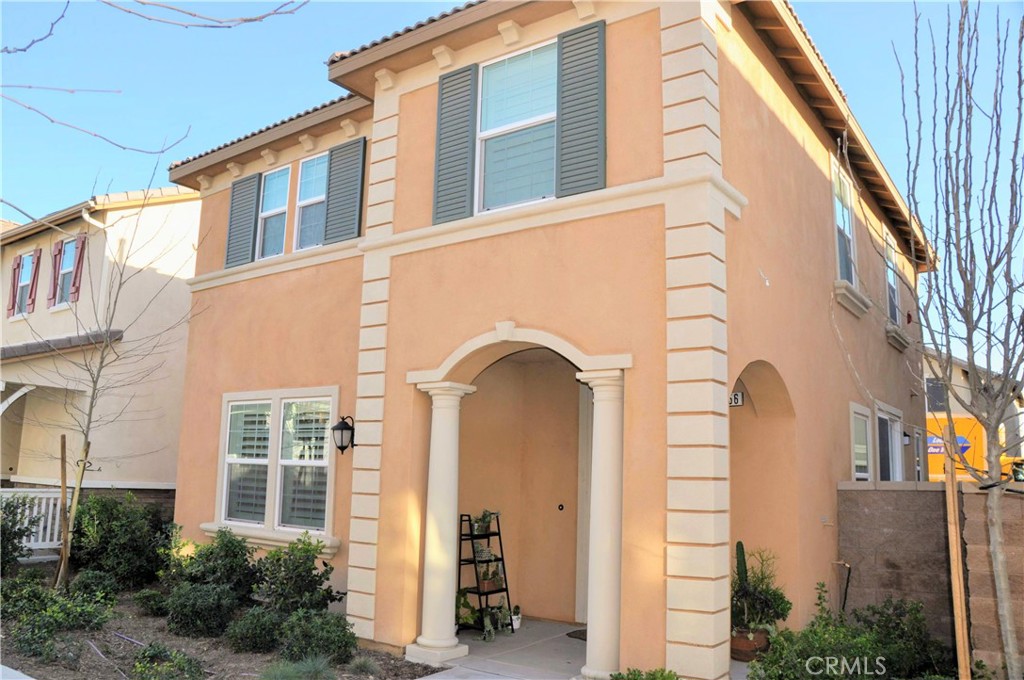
926;415;1023;482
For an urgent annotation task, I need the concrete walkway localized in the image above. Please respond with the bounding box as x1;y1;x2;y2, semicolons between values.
425;620;752;679
0;666;34;679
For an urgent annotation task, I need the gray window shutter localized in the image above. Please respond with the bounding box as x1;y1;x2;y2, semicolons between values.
556;21;606;198
324;137;366;244
433;65;479;224
225;174;261;268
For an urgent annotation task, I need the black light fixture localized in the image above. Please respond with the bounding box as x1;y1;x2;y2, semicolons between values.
903;431;911;446
331;417;356;453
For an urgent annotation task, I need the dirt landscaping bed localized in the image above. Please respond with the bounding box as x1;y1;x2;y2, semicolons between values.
2;592;441;680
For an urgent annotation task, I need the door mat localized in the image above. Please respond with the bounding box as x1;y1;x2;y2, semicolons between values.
567;629;587;641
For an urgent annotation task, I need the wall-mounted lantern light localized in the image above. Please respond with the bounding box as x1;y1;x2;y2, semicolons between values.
903;431;911;446
331;417;356;453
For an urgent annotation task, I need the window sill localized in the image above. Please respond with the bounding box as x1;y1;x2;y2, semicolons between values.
50;303;71;314
199;522;340;558
886;324;911;353
834;280;870;318
9;313;28;322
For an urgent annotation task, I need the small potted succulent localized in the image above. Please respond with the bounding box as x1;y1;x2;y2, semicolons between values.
511;604;522;630
471;509;499;535
477;563;505;592
730;541;791;661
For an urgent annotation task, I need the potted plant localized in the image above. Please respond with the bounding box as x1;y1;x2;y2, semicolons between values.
474;543;493;561
479;599;511;641
477;563;504;592
511;604;522;630
730;541;791;661
456;588;478;628
471;509;499;535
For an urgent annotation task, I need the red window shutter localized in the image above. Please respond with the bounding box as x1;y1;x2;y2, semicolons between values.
25;248;42;312
47;241;63;308
69;233;87;302
6;255;22;318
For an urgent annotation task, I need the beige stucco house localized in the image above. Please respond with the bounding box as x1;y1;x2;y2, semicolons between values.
1;188;200;502
167;2;930;678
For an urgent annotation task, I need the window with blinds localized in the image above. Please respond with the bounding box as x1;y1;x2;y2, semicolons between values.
225;402;271;522
279;400;330;530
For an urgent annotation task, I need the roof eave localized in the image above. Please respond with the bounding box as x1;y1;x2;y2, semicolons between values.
1;201;94;246
169;95;372;189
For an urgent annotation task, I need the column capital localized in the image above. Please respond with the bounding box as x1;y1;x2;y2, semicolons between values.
576;369;624;390
416;381;477;399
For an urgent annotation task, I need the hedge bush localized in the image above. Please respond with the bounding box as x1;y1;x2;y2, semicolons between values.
166;583;236;638
132;642;204;680
255;533;342;614
0;574;58;622
226;606;284;653
70;569;119;604
1;494;41;576
279;609;357;665
7;591;112;658
134;589;169;617
162;527;258;605
72;493;169;589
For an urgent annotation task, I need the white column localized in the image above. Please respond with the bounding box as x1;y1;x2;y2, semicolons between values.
577;369;625;680
405;381;476;665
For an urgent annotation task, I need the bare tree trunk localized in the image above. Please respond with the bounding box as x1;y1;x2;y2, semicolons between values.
54;440;90;589
986;432;1022;679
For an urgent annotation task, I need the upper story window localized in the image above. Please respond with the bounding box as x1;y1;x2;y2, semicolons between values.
257;168;290;259
56;238;77;304
296;155;328;250
884;231;900;325
832;162;856;285
14;252;34;315
925;377;948;412
478;42;558;211
851;404;872;481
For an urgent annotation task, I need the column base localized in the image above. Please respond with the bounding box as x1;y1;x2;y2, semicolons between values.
405;642;469;666
578;666;614;680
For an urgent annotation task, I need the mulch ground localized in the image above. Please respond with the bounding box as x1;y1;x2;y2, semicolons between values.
1;593;442;680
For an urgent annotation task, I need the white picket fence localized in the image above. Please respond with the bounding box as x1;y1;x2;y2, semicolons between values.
0;488;69;561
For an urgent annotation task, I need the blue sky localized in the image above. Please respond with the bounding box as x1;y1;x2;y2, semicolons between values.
2;1;1019;223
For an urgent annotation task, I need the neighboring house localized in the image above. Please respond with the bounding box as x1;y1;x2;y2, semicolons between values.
1;188;200;507
167;2;928;677
923;352;1024;482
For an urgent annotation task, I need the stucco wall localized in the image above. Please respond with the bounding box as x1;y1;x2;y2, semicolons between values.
720;9;926;625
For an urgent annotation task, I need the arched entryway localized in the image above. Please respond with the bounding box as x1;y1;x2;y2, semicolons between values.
729;360;799;620
403;322;631;680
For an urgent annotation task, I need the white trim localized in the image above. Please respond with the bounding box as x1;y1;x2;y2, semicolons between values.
831;159;858;288
0;385;35;415
884;230;901;324
294;152;329;252
199;521;340;557
850;402;873;481
217;386;338;537
575;382;593;624
14;250;35;316
256;167;291;260
8;475;176;490
875;401;905;482
189;173;748;293
406;321;632;384
56;237;76;306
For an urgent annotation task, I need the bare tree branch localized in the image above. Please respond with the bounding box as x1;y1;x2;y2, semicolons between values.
97;0;308;29
1;2;69;54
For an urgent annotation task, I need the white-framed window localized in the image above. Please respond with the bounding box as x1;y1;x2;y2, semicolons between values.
851;403;873;481
56;238;76;305
257;167;290;259
477;41;558;212
914;428;925;481
832;161;856;285
295;154;328;250
219;388;336;533
15;251;34;315
885;230;900;325
876;404;904;482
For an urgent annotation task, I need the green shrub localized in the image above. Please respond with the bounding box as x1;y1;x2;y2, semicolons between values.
260;656;334;680
132;642;204;680
279;609;357;665
165;583;236;637
610;670;680;680
225;606;283;653
71;569;119;603
732;543;792;632
72;493;169;589
255;533;343;614
1;574;58;621
134;588;169;617
1;494;41;576
749;585;957;680
164;528;258;604
347;655;383;678
7;590;112;657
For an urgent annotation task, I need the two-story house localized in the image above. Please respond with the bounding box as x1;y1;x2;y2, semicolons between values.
167;2;929;677
1;188;200;508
